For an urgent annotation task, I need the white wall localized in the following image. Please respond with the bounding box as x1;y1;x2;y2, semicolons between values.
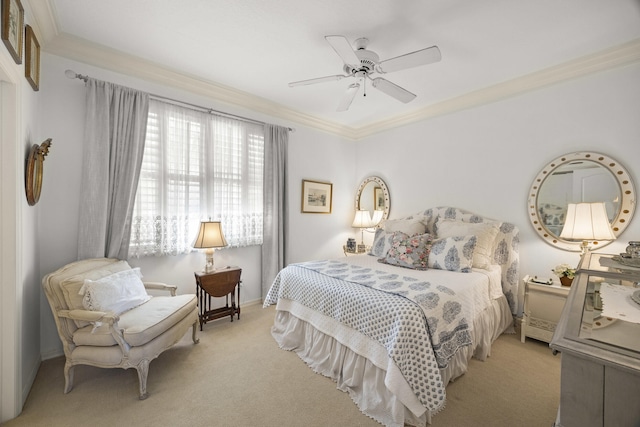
356;62;640;286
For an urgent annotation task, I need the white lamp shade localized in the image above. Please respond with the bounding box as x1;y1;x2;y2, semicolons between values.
560;202;616;241
352;210;375;228
192;221;228;248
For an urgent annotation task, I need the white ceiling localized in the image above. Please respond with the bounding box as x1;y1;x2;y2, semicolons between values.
30;0;640;138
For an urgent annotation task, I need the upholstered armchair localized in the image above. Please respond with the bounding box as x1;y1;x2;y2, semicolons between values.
42;258;199;399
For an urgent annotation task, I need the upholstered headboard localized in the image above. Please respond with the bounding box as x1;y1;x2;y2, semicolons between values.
387;206;520;314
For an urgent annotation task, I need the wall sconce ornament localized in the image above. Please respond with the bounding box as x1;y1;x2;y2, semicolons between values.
25;138;52;206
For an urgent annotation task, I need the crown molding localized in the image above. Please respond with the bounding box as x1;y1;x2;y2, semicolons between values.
354;38;640;139
30;0;640;140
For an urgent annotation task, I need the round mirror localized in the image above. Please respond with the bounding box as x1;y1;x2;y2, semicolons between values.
355;176;390;223
527;152;635;251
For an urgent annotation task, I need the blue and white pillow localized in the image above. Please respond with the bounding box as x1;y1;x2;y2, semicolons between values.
369;228;394;257
428;235;477;273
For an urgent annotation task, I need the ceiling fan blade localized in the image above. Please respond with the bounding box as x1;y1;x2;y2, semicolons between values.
325;35;360;68
288;74;348;87
371;78;416;103
377;46;441;74
336;83;360;112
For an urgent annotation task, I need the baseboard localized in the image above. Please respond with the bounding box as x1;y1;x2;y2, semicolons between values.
22;357;41;404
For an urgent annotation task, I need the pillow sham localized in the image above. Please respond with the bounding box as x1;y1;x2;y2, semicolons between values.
428;235;477;273
79;267;151;315
369;228;394;257
379;231;432;270
383;218;426;237
435;219;499;269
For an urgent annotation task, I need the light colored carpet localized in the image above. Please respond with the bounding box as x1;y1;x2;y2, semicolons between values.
4;304;560;427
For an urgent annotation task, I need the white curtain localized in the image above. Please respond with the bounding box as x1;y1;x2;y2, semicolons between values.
77;79;149;260
262;124;288;298
129;100;265;257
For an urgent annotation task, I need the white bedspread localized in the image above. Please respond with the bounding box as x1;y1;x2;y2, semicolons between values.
264;255;502;415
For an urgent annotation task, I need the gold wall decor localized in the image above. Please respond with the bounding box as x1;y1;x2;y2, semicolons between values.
25;139;52;206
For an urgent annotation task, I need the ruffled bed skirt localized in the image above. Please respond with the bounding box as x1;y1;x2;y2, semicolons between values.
270;296;513;427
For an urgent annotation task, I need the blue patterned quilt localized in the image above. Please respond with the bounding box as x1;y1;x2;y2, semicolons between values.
264;259;473;412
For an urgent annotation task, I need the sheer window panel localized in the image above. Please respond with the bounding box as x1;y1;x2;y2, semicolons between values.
130;100;264;257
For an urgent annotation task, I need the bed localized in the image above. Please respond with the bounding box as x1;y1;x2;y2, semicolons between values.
263;207;519;426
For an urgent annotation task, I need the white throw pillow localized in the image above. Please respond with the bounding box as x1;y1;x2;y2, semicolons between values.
60;260;133;327
79;268;151;315
436;219;499;269
383;218;426;236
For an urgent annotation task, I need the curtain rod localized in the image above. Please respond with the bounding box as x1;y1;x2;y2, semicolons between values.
65;70;294;132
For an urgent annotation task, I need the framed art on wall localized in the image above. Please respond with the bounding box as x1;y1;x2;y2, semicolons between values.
1;0;24;64
301;179;333;214
25;24;39;91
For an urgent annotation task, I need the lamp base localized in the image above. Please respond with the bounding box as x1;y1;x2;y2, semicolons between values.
204;248;215;273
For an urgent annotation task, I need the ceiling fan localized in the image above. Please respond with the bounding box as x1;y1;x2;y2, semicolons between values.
289;35;441;112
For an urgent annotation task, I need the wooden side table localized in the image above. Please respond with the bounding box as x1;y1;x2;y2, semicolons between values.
194;267;242;330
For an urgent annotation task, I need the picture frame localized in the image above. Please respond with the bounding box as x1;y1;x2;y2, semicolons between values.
301;179;333;214
374;186;384;211
1;0;24;64
24;24;39;91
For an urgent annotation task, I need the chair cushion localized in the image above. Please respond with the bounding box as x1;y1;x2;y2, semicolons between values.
72;294;197;347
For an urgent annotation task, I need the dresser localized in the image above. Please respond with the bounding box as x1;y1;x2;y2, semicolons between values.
550;252;640;427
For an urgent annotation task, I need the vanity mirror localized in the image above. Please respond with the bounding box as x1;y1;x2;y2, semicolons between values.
355;176;390;223
527;152;635;251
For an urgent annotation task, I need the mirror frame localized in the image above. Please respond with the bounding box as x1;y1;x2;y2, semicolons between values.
355;176;390;222
527;151;636;251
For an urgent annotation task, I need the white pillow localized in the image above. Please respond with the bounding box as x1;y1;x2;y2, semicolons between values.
436;219;499;269
428;235;477;273
60;260;133;327
383;218;426;236
79;268;151;315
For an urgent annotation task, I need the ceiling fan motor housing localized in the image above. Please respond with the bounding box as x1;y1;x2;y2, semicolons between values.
344;48;380;75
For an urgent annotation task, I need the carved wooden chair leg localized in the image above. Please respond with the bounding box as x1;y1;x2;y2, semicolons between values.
63;362;75;394
136;360;150;400
192;322;200;344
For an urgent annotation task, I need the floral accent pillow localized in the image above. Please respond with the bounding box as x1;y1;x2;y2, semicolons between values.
428;235;477;273
379;232;433;270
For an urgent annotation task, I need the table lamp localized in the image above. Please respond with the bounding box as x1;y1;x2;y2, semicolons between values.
560;202;615;255
352;210;377;252
193;221;228;273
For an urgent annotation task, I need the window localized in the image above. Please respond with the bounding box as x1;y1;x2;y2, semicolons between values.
129;100;264;257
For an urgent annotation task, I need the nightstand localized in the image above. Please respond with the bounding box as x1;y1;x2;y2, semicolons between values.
194;267;242;330
521;274;570;343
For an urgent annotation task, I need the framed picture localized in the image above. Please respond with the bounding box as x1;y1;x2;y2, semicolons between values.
301;179;333;214
24;24;39;91
1;0;23;64
374;186;385;211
